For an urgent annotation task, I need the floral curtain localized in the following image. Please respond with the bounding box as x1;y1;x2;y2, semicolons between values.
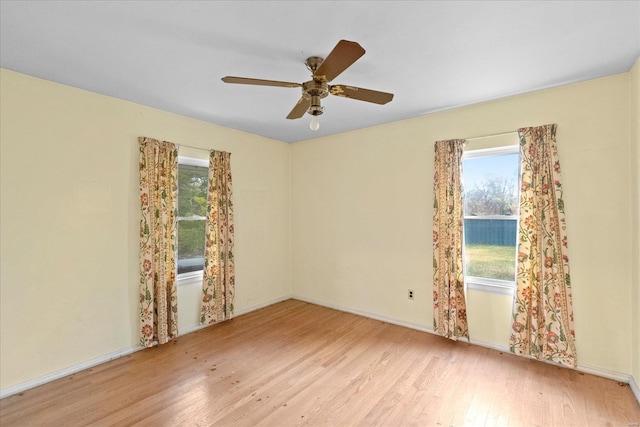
510;124;577;368
433;139;469;340
201;150;235;324
138;137;179;347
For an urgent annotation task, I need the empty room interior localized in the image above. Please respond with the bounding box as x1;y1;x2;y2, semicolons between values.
1;1;640;426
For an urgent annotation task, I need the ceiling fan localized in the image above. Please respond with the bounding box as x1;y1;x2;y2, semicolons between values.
221;40;394;131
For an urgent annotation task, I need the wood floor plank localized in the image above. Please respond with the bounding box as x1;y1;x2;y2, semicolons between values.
1;299;639;426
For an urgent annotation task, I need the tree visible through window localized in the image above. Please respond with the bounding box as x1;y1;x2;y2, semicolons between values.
463;147;519;286
177;160;208;275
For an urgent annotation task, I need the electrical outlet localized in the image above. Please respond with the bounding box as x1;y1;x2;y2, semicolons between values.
408;289;414;300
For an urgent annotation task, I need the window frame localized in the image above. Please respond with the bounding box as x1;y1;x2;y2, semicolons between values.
462;145;520;295
176;156;209;286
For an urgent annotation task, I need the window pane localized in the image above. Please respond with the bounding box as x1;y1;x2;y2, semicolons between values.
178;164;208;217
177;220;205;274
177;162;208;275
463;152;519;282
464;242;516;281
463;153;519;216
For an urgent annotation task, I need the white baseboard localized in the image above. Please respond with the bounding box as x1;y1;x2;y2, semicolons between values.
3;294;638;406
577;363;634;384
0;345;143;399
292;294;435;335
1;294;294;400
234;294;293;317
291;294;640;404
179;293;293;336
629;374;640;404
468;336;637;387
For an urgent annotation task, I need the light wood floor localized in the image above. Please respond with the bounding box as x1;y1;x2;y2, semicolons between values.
1;299;639;426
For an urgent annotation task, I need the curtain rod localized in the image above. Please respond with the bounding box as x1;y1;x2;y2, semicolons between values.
138;138;217;153
138;137;213;152
464;130;519;141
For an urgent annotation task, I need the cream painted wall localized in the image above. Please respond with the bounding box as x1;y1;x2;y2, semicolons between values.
1;64;637;393
630;59;640;385
292;72;634;375
0;69;292;390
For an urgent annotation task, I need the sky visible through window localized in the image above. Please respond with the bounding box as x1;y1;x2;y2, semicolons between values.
463;153;519;200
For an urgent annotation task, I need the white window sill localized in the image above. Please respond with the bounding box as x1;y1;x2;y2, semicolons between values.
177;270;203;286
465;276;515;296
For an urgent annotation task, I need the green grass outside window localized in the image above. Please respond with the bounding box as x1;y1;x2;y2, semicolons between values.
465;244;516;281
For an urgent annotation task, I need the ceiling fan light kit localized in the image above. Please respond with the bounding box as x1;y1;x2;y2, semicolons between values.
222;40;394;131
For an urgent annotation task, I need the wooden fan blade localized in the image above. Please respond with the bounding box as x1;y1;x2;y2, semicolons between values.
286;96;311;119
313;40;365;82
222;76;301;88
329;85;394;105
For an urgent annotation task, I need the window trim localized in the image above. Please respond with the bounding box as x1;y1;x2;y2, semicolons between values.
462;144;520;294
177;269;204;286
178;156;208;168
176;156;208;285
466;276;515;296
462;144;519;160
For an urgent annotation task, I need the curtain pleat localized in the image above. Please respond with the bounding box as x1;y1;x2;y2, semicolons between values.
433;139;469;340
510;124;577;368
138;137;179;347
201;150;235;324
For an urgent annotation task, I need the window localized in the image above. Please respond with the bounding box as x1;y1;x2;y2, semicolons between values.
462;146;520;294
177;156;208;282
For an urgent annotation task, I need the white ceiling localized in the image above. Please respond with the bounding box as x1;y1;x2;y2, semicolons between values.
1;1;639;143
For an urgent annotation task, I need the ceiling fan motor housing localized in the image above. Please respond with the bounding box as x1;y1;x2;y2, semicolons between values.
302;79;328;116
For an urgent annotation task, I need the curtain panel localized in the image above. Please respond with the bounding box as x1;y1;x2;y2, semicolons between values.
138;137;179;347
201;150;235;324
510;124;577;368
433;139;469;340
